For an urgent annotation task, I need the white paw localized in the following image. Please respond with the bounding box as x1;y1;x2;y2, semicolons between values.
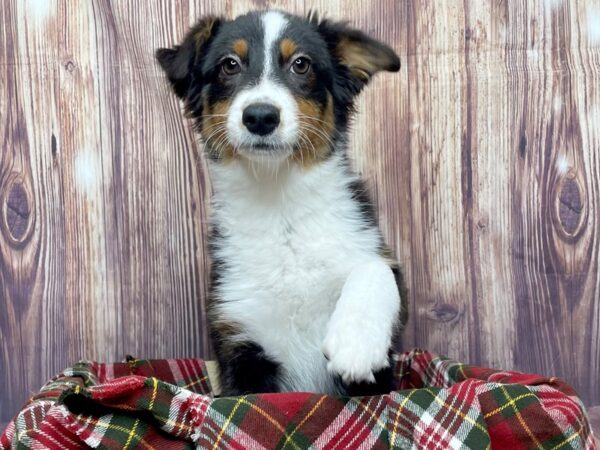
321;312;391;384
321;260;399;384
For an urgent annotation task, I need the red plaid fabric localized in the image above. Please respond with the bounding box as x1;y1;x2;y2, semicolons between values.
1;350;596;449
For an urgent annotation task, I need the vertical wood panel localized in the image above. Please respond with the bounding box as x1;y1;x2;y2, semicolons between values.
405;1;477;363
1;0;63;419
1;0;599;422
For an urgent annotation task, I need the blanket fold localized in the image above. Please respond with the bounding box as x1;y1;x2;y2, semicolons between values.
1;350;595;449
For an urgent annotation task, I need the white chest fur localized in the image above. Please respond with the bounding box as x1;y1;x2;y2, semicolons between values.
209;155;385;393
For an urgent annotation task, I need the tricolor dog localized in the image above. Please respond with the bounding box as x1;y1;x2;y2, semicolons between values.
156;10;407;396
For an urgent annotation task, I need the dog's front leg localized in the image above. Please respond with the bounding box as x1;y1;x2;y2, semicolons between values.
322;259;401;384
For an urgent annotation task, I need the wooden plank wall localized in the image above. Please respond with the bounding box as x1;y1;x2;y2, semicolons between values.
1;0;599;422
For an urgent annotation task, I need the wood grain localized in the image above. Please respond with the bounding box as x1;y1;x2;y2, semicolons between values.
1;0;599;423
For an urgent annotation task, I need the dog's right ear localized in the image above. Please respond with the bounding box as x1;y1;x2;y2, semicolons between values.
155;16;222;99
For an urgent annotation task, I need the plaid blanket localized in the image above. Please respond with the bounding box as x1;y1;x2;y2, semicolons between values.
1;350;595;449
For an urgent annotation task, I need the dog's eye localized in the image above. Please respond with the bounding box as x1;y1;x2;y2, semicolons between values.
221;58;241;76
291;56;311;75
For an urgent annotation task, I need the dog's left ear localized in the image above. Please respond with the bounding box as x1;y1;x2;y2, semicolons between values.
315;17;400;97
156;16;222;99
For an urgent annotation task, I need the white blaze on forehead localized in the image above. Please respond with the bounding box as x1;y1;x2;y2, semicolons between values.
223;11;299;159
261;11;288;77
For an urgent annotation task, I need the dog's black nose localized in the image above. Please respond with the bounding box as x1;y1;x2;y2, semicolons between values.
242;103;280;136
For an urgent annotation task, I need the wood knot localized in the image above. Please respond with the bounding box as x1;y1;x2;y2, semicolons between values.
559;178;583;234
51;133;58;157
2;176;34;247
519;134;527;158
553;172;586;242
64;60;76;73
477;213;489;230
428;303;460;323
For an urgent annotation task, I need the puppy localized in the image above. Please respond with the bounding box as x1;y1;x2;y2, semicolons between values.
156;10;407;396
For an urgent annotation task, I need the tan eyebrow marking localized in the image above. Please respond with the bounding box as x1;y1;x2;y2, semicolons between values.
280;38;298;61
232;39;248;58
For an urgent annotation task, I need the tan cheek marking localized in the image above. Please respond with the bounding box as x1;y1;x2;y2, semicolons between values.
232;39;248;59
292;94;335;168
202;98;235;161
280;38;298;61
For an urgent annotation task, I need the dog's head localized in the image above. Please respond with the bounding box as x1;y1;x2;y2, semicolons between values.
156;10;399;167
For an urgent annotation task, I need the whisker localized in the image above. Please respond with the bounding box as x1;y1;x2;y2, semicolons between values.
203;122;226;135
296;113;333;126
297;131;313;156
299;125;335;151
213;132;231;158
298;118;332;136
298;127;323;162
210;135;226;159
298;121;335;145
205;124;231;159
203;126;227;144
202;113;230;118
203;126;229;155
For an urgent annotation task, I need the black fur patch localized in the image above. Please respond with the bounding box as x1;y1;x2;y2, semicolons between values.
155;17;223;101
343;361;395;397
216;341;281;396
347;176;378;229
